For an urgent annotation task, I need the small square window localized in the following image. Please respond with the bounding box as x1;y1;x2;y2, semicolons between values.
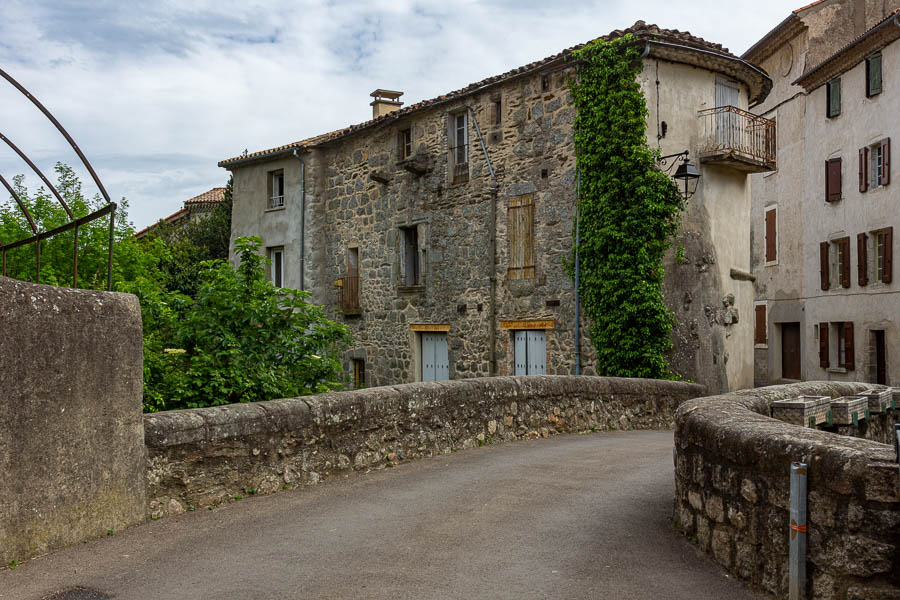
826;78;841;118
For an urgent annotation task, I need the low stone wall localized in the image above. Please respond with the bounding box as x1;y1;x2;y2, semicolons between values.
0;278;146;566
145;375;704;517
674;382;900;600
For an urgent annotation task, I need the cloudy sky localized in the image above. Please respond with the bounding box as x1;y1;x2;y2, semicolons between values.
1;0;792;229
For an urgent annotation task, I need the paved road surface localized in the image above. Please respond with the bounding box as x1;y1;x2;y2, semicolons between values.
1;431;768;600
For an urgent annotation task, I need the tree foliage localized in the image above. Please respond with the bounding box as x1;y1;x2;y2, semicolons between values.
570;36;685;379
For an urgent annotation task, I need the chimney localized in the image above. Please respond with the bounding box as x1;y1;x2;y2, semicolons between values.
370;89;403;119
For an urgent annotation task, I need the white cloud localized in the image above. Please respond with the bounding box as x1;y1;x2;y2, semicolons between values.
0;0;791;229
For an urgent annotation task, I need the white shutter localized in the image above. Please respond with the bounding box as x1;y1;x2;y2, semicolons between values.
435;334;449;381
526;330;546;375
514;331;527;376
422;333;435;382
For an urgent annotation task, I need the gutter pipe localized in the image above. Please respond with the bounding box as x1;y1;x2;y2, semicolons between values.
292;149;306;292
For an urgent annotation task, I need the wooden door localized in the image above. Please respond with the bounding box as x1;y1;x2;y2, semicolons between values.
514;330;546;375
421;333;449;382
781;323;801;380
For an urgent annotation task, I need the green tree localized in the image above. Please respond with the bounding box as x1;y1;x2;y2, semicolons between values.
570;36;685;379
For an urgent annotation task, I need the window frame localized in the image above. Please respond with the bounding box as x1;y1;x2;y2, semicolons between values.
400;226;420;287
754;302;768;348
267;169;285;210
268;246;284;288
449;111;469;184
507;193;536;280
826;78;841;118
398;127;412;160
764;205;778;265
866;51;882;97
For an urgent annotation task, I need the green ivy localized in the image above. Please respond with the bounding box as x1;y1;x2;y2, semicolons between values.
570;35;684;379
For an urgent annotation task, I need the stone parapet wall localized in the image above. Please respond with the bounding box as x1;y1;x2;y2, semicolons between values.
145;376;704;517
674;381;900;600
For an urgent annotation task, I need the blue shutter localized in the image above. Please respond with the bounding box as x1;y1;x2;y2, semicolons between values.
514;331;527;376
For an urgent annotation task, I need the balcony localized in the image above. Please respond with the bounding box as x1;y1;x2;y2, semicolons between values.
335;275;361;315
697;106;776;173
268;194;285;210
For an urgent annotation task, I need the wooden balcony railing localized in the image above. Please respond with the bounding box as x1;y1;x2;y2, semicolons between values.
697;106;776;172
336;274;360;314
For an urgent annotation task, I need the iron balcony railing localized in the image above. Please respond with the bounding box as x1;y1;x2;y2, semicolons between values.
336;274;360;313
268;195;284;209
697;106;776;168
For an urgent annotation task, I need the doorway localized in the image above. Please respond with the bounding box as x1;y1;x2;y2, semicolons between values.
514;330;546;375
781;322;801;380
421;332;449;382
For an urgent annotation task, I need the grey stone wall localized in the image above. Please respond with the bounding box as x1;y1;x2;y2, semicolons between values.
0;277;146;565
674;381;900;599
144;376;704;517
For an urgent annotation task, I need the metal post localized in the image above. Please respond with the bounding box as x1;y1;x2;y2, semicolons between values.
574;172;581;376
789;462;808;600
107;210;115;291
35;236;41;284
73;224;79;288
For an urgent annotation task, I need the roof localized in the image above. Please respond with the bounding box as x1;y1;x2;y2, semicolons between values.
184;187;226;205
134;207;189;239
741;1;832;64
220;21;770;169
793;9;900;89
134;187;226;239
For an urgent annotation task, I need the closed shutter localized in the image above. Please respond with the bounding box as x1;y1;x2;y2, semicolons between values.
526;330;546;375
882;138;890;186
826;158;842;202
883;226;893;283
827;79;841;117
434;334;449;381
754;305;767;345
843;322;855;370
765;208;777;262
867;53;882;96
508;194;535;280
514;331;527;376
857;232;868;286
841;237;851;288
859;147;868;193
820;241;830;290
819;323;829;368
422;333;436;382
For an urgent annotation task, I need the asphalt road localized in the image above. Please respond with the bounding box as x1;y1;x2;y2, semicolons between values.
1;431;769;600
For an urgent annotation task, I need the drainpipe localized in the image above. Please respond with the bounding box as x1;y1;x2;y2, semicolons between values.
292;149;306;291
789;462;808;600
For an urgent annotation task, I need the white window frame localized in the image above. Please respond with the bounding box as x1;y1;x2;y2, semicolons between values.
268;170;285;210
871;143;884;189
875;230;886;283
269;246;284;287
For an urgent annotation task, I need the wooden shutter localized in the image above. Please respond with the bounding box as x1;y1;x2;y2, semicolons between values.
754;305;767;345
843;321;855;370
857;232;868;286
881;137;890;186
859;147;868;193
841;236;851;288
883;226;893;283
508;194;535;280
826;158;842;202
819;323;829;368
820;241;830;290
765;208;777;262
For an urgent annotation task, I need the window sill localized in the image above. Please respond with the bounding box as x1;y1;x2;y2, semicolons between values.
265;205;286;213
754;343;768;349
765;260;778;267
827;367;849;374
398;284;425;294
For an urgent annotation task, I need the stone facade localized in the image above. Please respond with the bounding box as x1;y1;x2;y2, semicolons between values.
746;1;900;386
144;375;705;517
674;381;900;599
222;22;774;394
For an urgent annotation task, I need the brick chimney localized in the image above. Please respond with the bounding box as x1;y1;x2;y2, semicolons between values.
370;89;403;119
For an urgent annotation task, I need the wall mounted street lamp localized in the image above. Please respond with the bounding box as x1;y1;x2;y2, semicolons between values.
658;150;700;201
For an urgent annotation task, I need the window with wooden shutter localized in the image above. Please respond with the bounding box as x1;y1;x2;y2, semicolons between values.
883;226;893;283
842;321;855;370
881;137;890;186
857;232;868;286
859;147;868;193
840;236;851;288
508;193;535;280
866;52;882;97
754;304;767;345
765;207;777;263
820;241;830;290
819;323;829;368
826;78;841;118
826;158;842;202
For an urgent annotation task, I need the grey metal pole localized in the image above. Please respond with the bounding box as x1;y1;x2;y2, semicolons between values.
789;462;808;600
574;173;581;376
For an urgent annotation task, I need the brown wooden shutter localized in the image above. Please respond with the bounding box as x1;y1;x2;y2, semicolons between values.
857;232;868;286
820;241;830;290
819;323;829;368
765;208;777;262
754;304;766;345
826;158;842;202
883;226;893;283
843;321;855;370
859;147;868;193
841;236;851;288
882;137;890;186
507;194;535;280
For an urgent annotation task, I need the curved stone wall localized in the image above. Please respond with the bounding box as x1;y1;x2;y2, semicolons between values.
674;382;900;599
145;375;704;517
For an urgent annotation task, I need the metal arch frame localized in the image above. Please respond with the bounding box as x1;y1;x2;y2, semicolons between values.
0;67;116;290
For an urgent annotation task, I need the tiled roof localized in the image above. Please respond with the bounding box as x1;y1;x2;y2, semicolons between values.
134;186;226;239
184;187;226;205
219;21;748;168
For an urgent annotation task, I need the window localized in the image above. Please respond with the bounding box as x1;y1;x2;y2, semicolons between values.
825;157;841;202
874;227;893;283
513;330;546;375
352;358;365;389
754;303;767;346
826;78;841;118
820;237;850;289
268;169;285;209
450;112;469;184
493;98;502;126
339;247;360;313
819;321;856;370
268;247;284;287
764;206;777;264
858;232;868;286
400;226;420;286
860;139;891;191
507;193;535;280
866;52;882;97
398;128;412;160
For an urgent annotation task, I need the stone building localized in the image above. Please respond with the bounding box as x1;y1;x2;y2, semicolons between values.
135;187;226;240
746;1;899;385
219;22;774;394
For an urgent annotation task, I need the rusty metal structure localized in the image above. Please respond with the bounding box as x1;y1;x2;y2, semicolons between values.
0;67;117;290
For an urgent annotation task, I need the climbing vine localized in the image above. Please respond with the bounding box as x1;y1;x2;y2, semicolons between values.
570;35;684;379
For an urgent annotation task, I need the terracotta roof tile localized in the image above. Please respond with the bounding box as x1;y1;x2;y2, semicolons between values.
184;187;226;205
219;21;743;168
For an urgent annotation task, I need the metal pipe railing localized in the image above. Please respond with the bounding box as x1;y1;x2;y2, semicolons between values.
697;105;776;167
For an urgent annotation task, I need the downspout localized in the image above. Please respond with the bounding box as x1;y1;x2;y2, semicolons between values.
467;105;499;376
292;149;306;291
